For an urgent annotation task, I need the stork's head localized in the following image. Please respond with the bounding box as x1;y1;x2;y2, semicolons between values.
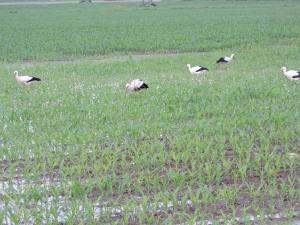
187;64;191;69
231;54;235;59
125;83;130;91
14;70;19;76
281;67;287;72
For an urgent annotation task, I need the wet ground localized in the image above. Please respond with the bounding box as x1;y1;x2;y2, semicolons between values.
1;176;299;224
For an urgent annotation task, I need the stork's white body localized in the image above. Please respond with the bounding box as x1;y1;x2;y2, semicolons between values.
281;67;300;80
14;71;41;86
125;79;149;91
187;64;209;75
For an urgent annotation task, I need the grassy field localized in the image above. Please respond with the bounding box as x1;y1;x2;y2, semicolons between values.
1;0;300;61
0;0;300;224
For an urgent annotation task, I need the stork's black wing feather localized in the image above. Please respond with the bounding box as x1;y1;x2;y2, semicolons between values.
195;67;208;72
292;72;300;79
216;57;228;63
138;83;149;90
26;77;41;83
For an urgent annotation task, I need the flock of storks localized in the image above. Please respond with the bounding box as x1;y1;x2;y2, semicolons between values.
13;53;300;90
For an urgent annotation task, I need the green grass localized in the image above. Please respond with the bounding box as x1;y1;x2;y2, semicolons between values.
1;0;300;61
0;1;299;224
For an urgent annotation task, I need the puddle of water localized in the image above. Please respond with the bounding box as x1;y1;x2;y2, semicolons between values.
0;178;69;195
0;196;67;225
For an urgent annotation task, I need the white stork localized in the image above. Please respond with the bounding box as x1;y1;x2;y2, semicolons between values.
216;54;235;64
187;64;209;75
125;79;149;91
14;70;41;86
281;67;300;80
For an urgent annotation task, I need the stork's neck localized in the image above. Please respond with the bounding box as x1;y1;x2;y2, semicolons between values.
230;54;234;59
282;68;287;74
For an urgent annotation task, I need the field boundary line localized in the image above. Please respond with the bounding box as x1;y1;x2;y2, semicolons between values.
5;51;208;66
0;0;160;6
